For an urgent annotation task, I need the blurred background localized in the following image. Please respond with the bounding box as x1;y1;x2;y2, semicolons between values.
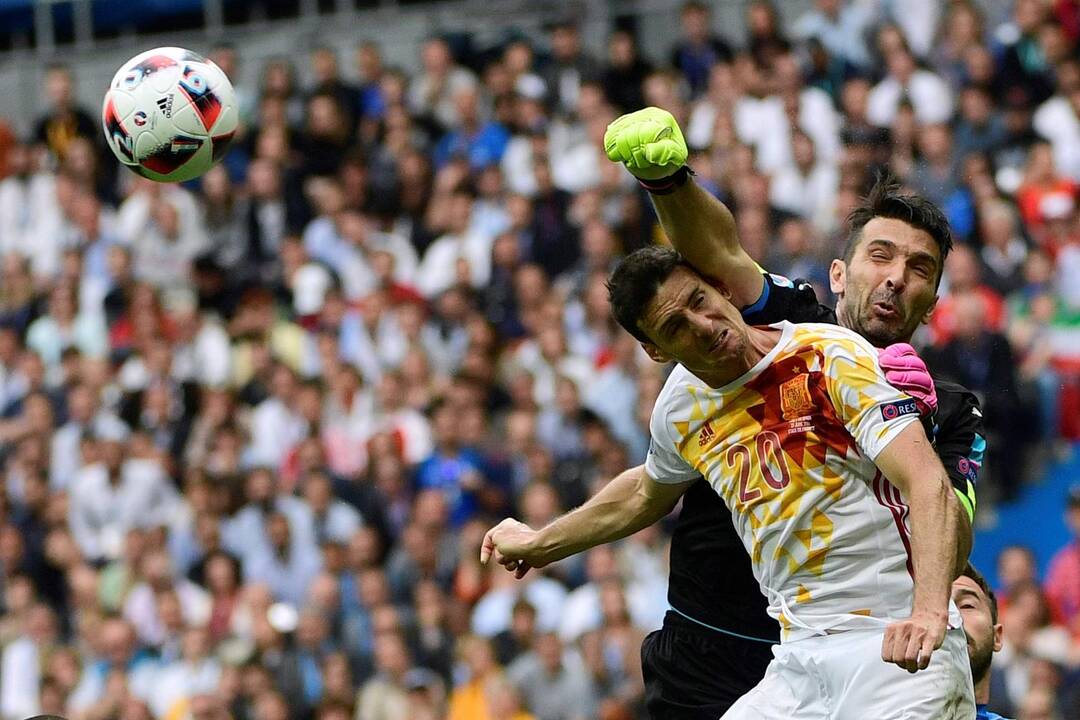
1;0;1080;718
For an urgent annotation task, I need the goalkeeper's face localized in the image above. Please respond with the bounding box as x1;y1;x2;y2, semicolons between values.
831;217;941;347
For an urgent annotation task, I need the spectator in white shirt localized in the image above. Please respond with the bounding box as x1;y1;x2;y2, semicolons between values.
883;0;941;60
793;0;879;69
907;123;961;209
0;603;57;720
122;549;211;648
768;130;840;234
374;370;434;465
772;53;841;168
868;44;954;127
1033;78;1080;181
244;511;322;606
408;38;479;130
0;143;54;261
471;564;568;638
302;470;362;544
416;190;493;298
0;155;71;280
509;324;594;410
67;617;159;712
222;467;318;566
150;625;222;718
559;545;658;643
49;382;102;490
116;182;208;291
335;209;419;297
168;293;231;388
68;190;123;316
25;283;108;374
67;417;178;562
247;363;307;470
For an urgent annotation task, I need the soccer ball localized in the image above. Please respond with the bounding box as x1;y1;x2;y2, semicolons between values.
102;46;238;183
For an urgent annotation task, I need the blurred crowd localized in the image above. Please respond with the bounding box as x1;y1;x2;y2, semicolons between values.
0;0;1080;718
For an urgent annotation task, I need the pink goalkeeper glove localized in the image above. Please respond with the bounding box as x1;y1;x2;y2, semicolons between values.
877;343;937;417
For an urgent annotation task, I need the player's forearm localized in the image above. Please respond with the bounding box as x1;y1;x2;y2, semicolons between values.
907;471;959;619
651;181;764;306
532;466;672;565
652;180;738;278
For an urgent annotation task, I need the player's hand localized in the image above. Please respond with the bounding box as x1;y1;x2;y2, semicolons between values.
604;107;688;181
479;518;547;579
877;343;937;417
881;610;947;673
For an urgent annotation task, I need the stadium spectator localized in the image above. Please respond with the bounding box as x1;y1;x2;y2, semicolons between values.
445;635;501;720
1044;487;1080;631
867;42;954;127
507;631;596;720
542;23;601;117
792;0;877;69
409;38;478;132
926;291;1031;500
996;0;1057;107
308;47;361;135
668;2;733;99
33;64;99;166
931;1;986;90
601;31;652;114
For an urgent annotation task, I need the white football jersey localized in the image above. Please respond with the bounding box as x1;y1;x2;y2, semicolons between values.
646;322;954;640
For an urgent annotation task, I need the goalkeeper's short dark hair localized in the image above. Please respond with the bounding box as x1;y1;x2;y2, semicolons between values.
843;173;954;288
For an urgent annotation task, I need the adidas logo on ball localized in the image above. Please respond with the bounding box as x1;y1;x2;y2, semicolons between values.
155;95;173;118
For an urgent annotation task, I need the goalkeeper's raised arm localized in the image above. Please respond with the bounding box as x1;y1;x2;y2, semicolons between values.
604;107;765;308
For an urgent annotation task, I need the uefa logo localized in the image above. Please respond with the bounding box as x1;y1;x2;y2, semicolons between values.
133;111;148;127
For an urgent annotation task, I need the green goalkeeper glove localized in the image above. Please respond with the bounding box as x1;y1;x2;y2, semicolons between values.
604;107;689;184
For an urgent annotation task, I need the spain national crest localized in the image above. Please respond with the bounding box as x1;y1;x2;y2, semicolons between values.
780;374;815;420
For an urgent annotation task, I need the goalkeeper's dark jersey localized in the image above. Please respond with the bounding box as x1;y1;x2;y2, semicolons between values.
666;273;985;640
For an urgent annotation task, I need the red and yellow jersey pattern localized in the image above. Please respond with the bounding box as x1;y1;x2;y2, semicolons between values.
646;322;926;641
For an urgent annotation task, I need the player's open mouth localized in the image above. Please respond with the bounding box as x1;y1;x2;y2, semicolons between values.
872;301;899;319
709;329;729;353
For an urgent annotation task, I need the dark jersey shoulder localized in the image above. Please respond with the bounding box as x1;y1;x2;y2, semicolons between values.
742;273;837;326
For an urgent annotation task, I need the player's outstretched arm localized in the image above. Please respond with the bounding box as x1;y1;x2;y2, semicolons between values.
874;421;960;673
604;107;764;307
480;464;693;578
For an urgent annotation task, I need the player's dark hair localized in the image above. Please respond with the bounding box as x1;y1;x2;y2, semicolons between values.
961;563;999;624
606;246;687;344
843;173;954;287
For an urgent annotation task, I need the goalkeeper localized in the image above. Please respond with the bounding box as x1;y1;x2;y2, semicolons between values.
604;108;984;718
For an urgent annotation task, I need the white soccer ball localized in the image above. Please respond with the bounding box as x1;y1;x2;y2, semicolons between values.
102;46;238;183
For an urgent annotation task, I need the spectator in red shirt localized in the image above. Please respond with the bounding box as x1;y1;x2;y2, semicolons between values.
1044;487;1080;633
1015;142;1076;230
931;244;1006;345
